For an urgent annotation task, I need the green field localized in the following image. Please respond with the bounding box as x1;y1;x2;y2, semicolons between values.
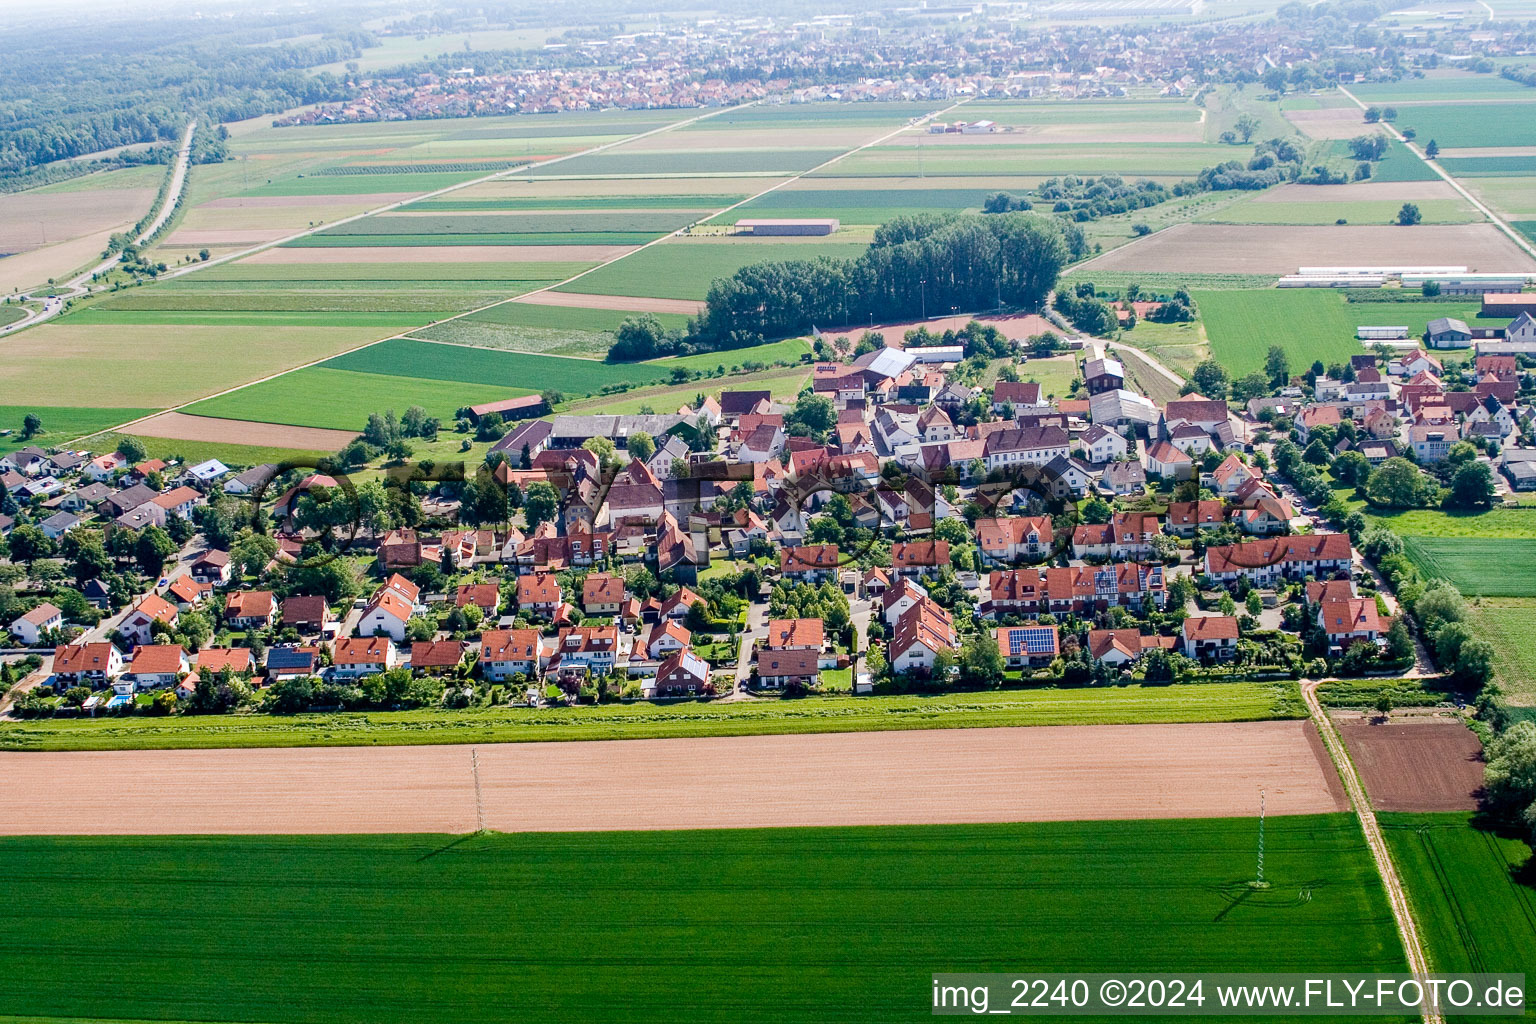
1362;140;1441;183
556;240;870;300
410;320;618;358
687;102;940;127
729;187;1002;224
469;302;693;333
241;171;491;196
0;682;1302;752
406;195;747;212
1379;813;1536;993
0;815;1406;1024
0;405;154;453
86;432;330;469
1349;76;1536;101
1201;197;1474;225
818;143;1225;178
1441;156;1536;177
63;308;446;328
315;212;703;235
191;261;597;283
319;337;675;394
1402;537;1536;597
282;230;665;247
530;148;846;176
1196;290;1491;377
181;367;536;432
1467;598;1536;703
652;336;812;372
1396;102;1536;149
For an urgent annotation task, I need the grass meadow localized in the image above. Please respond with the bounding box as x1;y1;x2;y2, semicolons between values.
181;367;537;431
0;682;1304;752
87;432;330;470
0;406;155;453
0;815;1404;1023
1401;537;1536;598
1379;813;1536;989
1395;102;1536;150
1195;290;1490;377
321;337;675;393
556;240;870;300
1467;598;1536;704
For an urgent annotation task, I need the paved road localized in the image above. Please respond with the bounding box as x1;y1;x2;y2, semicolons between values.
1301;679;1442;1024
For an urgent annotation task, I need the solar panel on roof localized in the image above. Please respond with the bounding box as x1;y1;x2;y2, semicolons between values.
1022;627;1055;653
1008;631;1026;655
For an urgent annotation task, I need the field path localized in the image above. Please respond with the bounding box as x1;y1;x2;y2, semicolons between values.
0;720;1346;835
1338;84;1536;265
1301;680;1443;1024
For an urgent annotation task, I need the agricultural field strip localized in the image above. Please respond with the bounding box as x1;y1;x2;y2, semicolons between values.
50;105;775;445
1300;681;1441;1024
73;99;968;445
1337;85;1536;264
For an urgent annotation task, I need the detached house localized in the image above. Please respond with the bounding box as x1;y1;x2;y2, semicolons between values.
357;588;413;642
10;602;63;646
480;629;545;681
650;647;711;696
977;516;1055;565
780;544;840;584
1088;629;1177;667
581;574;626;616
224;591;277;630
1182;616;1239;662
1319;598;1381;652
995;623;1059;668
889;597;959;675
332;636;396;679
891;540;950;579
52;642;124;684
756;648;820;689
126;645;188;690
1166;500;1224;537
516;572;563;618
123;594;178;647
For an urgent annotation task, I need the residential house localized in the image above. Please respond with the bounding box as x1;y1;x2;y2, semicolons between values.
1205;454;1255;498
656;586;706;623
755;648;820;689
891;540;950;579
1166;500;1225;537
332;636;396;679
455;583;502;616
38;511;80;541
992;380;1048;414
995;623;1059;668
481;629;545;681
1142;440;1194;480
1078;424;1128;464
516;572;563;618
1182;616;1239;662
280;595;332;635
196;648;254;677
1088;629;1177;667
356;588;413;642
1295;405;1343;445
546;624;621;679
977;516;1055;565
764;618;823;652
888;596;959;675
225;591;277;630
1409;424;1458;463
190;550;232;586
650;647;710;696
411;641;466;675
167;575;212;609
222;464;277;495
1319;597;1381;652
265;646;321;682
126;645;187;690
646;620;692;660
52;642;123;684
780;544;840;584
1203;533;1353;585
580;574;626;616
1083;356;1125;394
9;602;63;646
983;426;1070;471
1099;460;1146;496
152;486;204;520
122;594;178;647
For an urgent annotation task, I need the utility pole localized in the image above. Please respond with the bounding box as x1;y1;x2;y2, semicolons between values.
1253;788;1268;889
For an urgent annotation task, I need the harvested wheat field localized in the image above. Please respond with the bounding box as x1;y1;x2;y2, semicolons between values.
1253;181;1461;203
200;193;418;209
247;243;639;264
0;188;152;255
1333;715;1483;812
129;411;359;449
512;289;705;314
0;721;1345;835
1082;223;1536;275
1283;108;1378;140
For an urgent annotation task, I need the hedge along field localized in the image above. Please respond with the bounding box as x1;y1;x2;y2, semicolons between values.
1195;290;1491;377
181;367;539;431
1395;101;1536;149
1401;537;1536;598
1378;813;1536;985
555;240;871;300
321;336;675;393
0;816;1406;1024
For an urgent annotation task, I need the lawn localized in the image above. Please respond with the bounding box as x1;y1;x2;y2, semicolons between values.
1395;102;1536;149
0;815;1404;1024
181;367;537;432
1378;812;1536;987
1402;537;1536;597
320;337;675;394
1467;598;1536;704
556;240;870;300
0;406;154;454
0;305;27;327
1195;290;1491;378
0;682;1303;752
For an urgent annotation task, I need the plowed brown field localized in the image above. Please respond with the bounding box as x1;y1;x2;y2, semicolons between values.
0;721;1345;835
1333;715;1483;812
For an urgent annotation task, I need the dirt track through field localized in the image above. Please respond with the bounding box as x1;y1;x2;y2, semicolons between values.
128;411;360;450
0;721;1345;835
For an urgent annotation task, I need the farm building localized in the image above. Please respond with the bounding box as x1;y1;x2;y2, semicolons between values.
466;395;547;424
1297;265;1466;278
1356;326;1409;341
1425;317;1473;349
735;219;839;236
1481;294;1536;318
906;345;966;364
1402;274;1528;295
1277;275;1384;289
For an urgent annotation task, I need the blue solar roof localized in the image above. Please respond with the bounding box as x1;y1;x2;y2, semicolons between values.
1006;627;1055;655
